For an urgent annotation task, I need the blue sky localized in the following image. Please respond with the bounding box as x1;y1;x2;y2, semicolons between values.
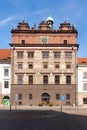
0;0;87;57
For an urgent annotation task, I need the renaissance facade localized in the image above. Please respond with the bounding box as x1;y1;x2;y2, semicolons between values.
10;17;79;106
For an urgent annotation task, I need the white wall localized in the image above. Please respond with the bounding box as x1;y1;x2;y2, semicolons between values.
0;64;11;95
78;65;87;92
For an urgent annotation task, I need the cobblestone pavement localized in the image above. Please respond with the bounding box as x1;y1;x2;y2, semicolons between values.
0;106;87;130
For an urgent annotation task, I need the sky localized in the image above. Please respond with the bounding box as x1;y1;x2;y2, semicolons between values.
0;0;87;57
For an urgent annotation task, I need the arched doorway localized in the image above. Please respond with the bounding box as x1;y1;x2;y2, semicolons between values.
41;93;50;105
3;96;10;106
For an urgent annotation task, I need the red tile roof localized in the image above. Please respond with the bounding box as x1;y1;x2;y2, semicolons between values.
78;58;87;64
0;49;11;60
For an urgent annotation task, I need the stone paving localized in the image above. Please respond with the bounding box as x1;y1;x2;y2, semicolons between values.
0;105;87;130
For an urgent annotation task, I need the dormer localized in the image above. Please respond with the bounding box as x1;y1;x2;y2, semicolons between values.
59;21;71;30
15;21;30;31
38;21;50;30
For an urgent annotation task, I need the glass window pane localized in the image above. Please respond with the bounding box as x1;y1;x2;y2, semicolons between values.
66;75;71;84
4;69;9;76
54;52;60;58
65;52;72;58
42;52;49;58
18;75;23;84
28;75;33;84
55;75;60;84
4;81;9;88
43;75;48;84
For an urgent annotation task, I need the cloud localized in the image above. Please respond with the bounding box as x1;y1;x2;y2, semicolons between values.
0;16;16;26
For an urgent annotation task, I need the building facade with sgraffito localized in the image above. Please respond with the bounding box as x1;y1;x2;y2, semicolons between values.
10;17;79;106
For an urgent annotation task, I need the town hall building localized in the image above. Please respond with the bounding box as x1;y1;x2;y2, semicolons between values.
10;17;79;106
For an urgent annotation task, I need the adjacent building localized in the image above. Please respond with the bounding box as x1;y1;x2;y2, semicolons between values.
10;17;79;106
78;58;87;105
0;49;11;105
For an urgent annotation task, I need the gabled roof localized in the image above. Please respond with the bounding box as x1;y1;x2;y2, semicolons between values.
0;49;11;60
78;58;87;64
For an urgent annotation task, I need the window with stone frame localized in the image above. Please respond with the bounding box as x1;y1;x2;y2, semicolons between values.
43;62;48;69
4;69;9;76
66;63;71;69
42;52;49;58
18;93;22;100
28;52;34;58
56;94;60;100
66;94;70;100
43;75;48;84
55;75;60;84
17;52;23;58
65;52;72;58
29;94;33;100
17;75;23;84
55;63;60;69
18;63;23;69
83;72;87;79
17;51;23;58
83;83;87;90
66;75;71;84
83;98;87;104
4;81;9;88
28;75;33;84
54;51;61;58
28;63;33;69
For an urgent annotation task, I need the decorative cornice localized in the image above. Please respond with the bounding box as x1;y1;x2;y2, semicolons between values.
11;29;78;36
9;43;79;49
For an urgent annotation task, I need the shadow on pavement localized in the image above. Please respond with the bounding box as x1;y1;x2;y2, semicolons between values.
0;110;87;130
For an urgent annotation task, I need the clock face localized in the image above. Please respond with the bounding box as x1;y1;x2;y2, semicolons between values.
40;36;48;44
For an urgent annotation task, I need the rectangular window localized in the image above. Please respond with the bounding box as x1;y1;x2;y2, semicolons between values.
83;72;87;79
4;69;9;76
42;52;49;58
66;94;70;100
55;63;60;69
54;52;61;58
66;75;71;84
56;94;60;100
43;63;48;69
43;75;48;84
29;94;33;100
17;52;23;58
18;63;22;69
28;75;33;84
18;94;22;100
4;81;9;88
18;101;22;105
28;64;33;69
28;52;34;58
55;75;60;84
83;83;87;90
21;40;25;44
66;64;71;69
18;75;23;84
65;52;72;58
63;40;67;44
83;98;87;104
